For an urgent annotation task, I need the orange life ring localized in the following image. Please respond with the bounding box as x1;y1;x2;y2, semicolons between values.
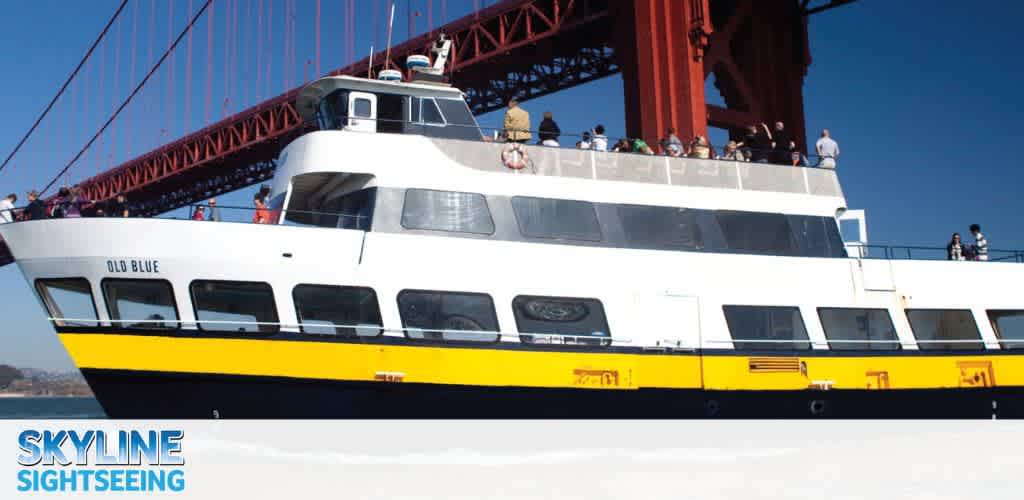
501;143;529;170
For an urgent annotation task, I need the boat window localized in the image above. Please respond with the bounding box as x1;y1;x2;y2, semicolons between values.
293;285;382;337
788;215;846;258
420;98;445;125
322;188;375;230
512;295;611;345
401;189;494;235
511;197;603;242
616;204;704;250
190;281;279;333
34;278;98;327
353;97;373;118
397;290;499;342
988;310;1024;350
102;279;179;330
436;99;477;127
316;89;348;130
905;309;983;350
722;306;811;350
817;308;899;350
716;211;798;255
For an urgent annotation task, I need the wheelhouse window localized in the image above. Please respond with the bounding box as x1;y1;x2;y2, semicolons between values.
293;285;382;337
715;211;798;255
316;89;348;130
512;296;611;345
988;310;1024;350
723;306;811;350
817;308;899;350
401;189;495;235
616;204;704;250
905;309;983;350
190;281;279;333
788;215;846;258
511;197;603;242
35;278;98;327
102;279;179;329
397;290;499;342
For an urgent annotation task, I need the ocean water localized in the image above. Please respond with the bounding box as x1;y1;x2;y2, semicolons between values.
0;397;106;419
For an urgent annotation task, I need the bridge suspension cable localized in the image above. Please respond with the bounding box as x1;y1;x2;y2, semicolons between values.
0;0;129;176
40;0;215;195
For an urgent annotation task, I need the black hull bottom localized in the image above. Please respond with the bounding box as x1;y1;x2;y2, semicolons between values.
81;369;1024;419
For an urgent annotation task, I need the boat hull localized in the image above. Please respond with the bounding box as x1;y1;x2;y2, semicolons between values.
80;368;1024;419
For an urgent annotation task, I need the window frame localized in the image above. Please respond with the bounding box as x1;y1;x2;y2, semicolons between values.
352;97;373;118
418;97;447;127
816;307;901;351
101;278;181;330
987;310;1024;350
722;305;812;351
400;188;496;236
34;278;100;328
396;289;501;343
511;295;612;346
510;196;604;243
189;280;280;333
905;308;984;351
292;284;383;337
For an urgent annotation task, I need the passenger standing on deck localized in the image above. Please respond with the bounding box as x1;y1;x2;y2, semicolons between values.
252;194;270;224
741;123;773;162
970;224;989;261
207;198;221;222
721;141;745;161
575;132;592;150
661;128;684;156
107;193;129;217
503;98;531;144
23;191;46;221
592;125;608;152
689;135;711;159
947;233;965;261
192;206;206;221
0;194;16;224
771;121;791;164
816;129;840;169
538;111;561;147
64;187;90;218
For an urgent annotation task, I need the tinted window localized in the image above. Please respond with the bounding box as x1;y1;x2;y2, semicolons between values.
35;279;98;327
421;98;444;124
788;215;846;258
617;204;704;250
906;309;983;350
317;90;348;130
401;189;494;235
190;281;279;333
989;311;1024;350
102;279;179;329
322;188;375;230
512;296;611;345
293;285;382;337
818;308;899;350
723;306;810;350
511;197;602;242
397;290;499;342
353;98;372;118
716;211;797;255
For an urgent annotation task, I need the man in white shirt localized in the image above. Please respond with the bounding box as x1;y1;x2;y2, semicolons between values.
815;129;840;169
0;193;16;224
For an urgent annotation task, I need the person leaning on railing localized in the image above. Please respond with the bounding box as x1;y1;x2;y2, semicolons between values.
503;98;531;144
0;193;15;224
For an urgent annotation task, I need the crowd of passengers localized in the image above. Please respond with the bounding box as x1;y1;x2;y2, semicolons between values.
500;99;841;168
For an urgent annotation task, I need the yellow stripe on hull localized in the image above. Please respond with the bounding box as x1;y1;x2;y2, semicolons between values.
58;333;702;390
59;333;1024;391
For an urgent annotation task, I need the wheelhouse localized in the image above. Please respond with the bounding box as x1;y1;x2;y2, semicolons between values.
295;75;483;140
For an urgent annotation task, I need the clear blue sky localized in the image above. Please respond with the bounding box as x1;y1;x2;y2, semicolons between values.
0;0;1021;370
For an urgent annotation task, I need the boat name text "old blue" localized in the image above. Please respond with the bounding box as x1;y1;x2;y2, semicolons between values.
106;259;160;274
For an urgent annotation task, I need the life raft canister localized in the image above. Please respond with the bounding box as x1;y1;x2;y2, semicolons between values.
501;143;530;170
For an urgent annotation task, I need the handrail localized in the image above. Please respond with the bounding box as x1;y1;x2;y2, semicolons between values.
846;243;1024;264
45;317;628;345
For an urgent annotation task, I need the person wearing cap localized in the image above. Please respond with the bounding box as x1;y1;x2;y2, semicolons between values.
503;98;531;144
23;191;46;220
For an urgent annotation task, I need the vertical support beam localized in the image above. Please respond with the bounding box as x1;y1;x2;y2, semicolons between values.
613;0;712;145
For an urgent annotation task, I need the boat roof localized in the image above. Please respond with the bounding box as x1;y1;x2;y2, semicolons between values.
296;75;466;123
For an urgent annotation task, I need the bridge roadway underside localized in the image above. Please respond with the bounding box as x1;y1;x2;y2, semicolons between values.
60;0;812;218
